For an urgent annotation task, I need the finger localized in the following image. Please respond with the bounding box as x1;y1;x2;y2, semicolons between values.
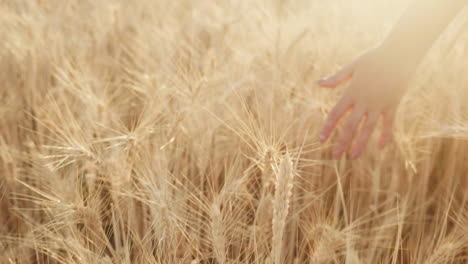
378;109;396;149
349;112;380;159
317;61;357;88
333;108;365;159
320;97;353;143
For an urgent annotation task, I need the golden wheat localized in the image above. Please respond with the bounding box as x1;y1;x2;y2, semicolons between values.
0;0;467;263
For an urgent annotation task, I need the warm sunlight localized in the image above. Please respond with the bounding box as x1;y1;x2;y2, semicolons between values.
1;0;467;263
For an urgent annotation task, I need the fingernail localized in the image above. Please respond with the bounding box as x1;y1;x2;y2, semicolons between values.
317;78;327;85
319;134;326;142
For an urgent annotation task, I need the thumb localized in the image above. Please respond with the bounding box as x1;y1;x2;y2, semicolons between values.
317;61;357;88
317;55;363;88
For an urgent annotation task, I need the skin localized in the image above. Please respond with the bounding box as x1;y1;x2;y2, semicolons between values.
318;0;468;159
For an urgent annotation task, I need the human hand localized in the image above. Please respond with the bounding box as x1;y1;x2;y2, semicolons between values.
318;47;412;159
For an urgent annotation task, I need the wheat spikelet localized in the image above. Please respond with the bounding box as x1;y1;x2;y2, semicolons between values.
271;153;294;264
210;196;226;264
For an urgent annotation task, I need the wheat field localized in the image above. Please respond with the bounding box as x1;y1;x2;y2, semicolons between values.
0;0;467;263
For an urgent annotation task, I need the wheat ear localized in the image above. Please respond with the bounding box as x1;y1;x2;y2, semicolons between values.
271;154;294;264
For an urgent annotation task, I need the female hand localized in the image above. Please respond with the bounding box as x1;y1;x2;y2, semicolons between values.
318;47;412;159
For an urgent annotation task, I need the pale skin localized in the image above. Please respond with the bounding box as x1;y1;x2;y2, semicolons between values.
318;0;468;159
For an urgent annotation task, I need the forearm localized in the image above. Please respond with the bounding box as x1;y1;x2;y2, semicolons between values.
378;0;467;67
